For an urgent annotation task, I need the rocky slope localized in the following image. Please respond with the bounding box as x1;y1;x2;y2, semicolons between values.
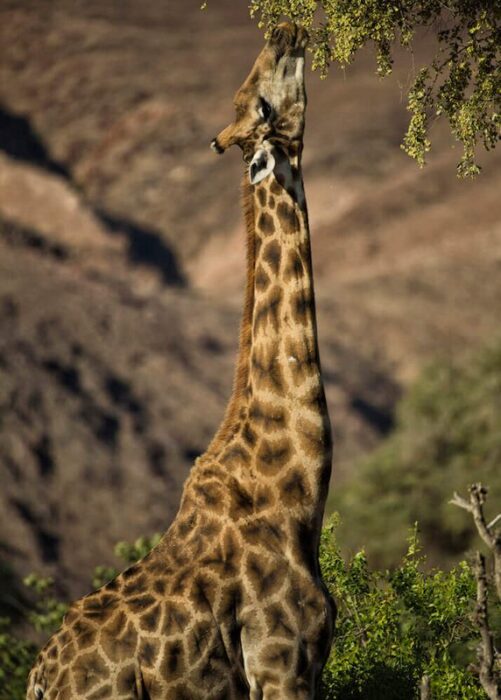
0;0;500;598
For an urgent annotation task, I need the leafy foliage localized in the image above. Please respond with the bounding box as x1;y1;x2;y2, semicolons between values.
22;575;69;634
335;339;501;568
92;534;162;589
0;618;36;700
320;520;486;699
246;0;500;175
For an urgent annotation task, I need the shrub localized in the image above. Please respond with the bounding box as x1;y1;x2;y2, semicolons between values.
0;618;36;700
320;518;487;699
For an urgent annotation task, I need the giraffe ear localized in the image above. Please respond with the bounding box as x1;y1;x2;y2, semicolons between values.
249;148;275;185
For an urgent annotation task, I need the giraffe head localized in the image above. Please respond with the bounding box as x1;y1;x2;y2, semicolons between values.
211;21;308;184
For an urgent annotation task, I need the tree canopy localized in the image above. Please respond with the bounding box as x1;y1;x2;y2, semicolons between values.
242;0;500;176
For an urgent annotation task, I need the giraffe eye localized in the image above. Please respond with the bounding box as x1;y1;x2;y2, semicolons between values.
258;97;273;122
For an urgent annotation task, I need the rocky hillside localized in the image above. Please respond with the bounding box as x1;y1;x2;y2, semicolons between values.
1;0;500;599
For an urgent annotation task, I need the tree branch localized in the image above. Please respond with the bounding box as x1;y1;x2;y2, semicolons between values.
488;514;501;531
420;674;431;700
450;483;501;600
474;552;500;700
451;484;500;698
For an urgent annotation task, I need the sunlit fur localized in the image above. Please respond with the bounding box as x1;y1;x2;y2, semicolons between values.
27;22;335;700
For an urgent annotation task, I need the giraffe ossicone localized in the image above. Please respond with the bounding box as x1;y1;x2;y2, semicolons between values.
27;20;335;700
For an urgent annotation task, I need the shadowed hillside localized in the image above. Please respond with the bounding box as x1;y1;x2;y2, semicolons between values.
0;0;500;597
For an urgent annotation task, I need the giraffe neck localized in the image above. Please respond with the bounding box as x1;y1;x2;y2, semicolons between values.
204;147;332;520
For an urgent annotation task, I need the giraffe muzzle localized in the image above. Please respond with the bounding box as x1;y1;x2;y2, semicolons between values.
210;137;224;154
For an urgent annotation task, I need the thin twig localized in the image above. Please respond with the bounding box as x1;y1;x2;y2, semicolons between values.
488;513;501;531
450;491;473;513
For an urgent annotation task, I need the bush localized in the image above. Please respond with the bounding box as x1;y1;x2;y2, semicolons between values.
0;619;36;700
320;518;487;699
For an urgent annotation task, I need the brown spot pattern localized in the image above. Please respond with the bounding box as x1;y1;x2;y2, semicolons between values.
277;202;299;235
263;239;281;276
257;187;267;207
255;264;270;290
270;179;283;195
258;211;274;235
251;343;284;393
256;437;291;475
284;249;304;281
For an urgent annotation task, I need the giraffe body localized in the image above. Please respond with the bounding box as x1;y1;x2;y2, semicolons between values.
27;22;335;700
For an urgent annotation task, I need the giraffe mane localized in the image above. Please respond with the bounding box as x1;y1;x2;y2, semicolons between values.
203;174;256;460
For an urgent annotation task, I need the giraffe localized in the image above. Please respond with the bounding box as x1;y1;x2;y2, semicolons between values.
26;21;335;700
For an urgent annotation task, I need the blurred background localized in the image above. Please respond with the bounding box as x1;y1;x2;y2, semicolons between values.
0;0;500;605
